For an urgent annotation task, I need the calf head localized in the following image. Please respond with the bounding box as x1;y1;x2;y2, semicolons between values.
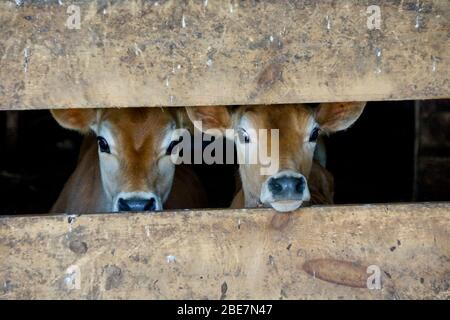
51;108;189;212
186;102;365;212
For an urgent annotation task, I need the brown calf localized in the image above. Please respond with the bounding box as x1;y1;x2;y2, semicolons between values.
186;103;365;212
51;108;206;214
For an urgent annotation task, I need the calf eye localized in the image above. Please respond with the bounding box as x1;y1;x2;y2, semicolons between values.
237;128;250;144
166;137;183;156
97;136;110;154
309;127;320;142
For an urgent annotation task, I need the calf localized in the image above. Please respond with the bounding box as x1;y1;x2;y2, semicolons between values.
51;108;206;214
186;102;365;212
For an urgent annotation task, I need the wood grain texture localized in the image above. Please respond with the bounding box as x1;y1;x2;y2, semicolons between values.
0;0;449;110
0;203;449;299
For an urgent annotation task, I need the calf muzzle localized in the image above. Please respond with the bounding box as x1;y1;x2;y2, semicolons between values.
260;170;311;213
117;196;158;212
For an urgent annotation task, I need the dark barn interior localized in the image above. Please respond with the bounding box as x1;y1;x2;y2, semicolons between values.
0;100;448;215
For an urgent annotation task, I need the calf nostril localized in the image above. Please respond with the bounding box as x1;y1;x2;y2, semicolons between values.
296;178;305;194
268;175;307;198
118;198;130;211
269;179;283;195
118;197;158;212
144;198;156;211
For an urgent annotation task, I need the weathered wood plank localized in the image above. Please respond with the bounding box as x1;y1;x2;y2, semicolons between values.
0;0;449;110
0;203;449;299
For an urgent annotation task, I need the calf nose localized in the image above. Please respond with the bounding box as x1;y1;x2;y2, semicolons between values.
268;176;306;199
118;197;157;212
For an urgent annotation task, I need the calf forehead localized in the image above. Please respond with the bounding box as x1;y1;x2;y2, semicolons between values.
244;105;313;132
102;108;175;148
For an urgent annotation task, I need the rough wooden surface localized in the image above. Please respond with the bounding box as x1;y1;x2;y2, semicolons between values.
0;203;449;299
0;0;449;110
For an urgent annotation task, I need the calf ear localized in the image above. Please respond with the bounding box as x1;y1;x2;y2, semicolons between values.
315;102;366;133
185;106;232;134
50;109;97;133
171;108;195;133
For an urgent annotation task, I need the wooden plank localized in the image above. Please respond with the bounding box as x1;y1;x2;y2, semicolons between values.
0;0;449;110
0;203;449;299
